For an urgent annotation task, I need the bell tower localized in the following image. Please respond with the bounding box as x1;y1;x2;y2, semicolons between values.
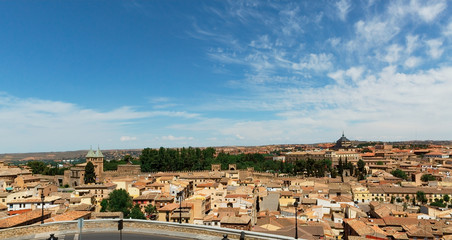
86;146;104;178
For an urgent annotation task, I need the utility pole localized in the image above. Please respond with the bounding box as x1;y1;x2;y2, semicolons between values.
77;218;84;240
294;201;299;239
118;219;123;240
178;191;183;224
41;189;45;224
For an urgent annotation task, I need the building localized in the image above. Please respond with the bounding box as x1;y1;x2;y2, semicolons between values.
333;132;352;150
63;147;105;187
85;146;104;179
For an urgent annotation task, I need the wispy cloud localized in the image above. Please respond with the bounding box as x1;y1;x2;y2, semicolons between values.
161;135;194;141
120;136;137;142
0;93;201;152
426;38;444;59
176;0;452;143
336;0;351;21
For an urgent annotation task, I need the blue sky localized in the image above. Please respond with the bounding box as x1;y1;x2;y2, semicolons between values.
1;0;452;153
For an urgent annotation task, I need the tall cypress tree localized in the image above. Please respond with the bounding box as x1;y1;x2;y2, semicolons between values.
84;161;96;184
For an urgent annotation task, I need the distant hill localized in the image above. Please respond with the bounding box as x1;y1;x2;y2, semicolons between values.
0;149;143;162
1;140;450;162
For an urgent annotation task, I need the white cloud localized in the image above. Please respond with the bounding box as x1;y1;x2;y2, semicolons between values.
120;136;137;142
235;134;245;140
404;56;421;68
161;135;194;141
346;66;365;82
388;0;446;23
411;0;446;23
336;0;351;21
186;65;452;143
292;53;333;72
426;38;444;59
180;1;452;144
354;19;400;46
444;21;452;36
328;70;345;85
0;93;204;152
148;111;200;119
328;37;341;47
405;35;419;54
249;35;272;49
384;44;403;63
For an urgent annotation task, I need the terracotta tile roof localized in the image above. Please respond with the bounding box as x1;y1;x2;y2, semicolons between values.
224;194;249;199
196;182;219;188
45;211;91;223
220;215;251;224
382;216;418;226
133;193;159;201
7;209;32;216
345;219;374;236
9;196;61;204
159;176;174;181
158;203;179;211
0;209;51;228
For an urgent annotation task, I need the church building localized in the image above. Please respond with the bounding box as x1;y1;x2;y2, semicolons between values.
333;132;352;150
85;146;104;178
63;146;104;187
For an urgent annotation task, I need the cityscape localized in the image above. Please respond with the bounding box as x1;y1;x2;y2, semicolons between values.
1;134;452;239
1;0;452;239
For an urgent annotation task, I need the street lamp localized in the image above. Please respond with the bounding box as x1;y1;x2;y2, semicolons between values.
294;201;299;239
41;189;45;224
178;191;183;224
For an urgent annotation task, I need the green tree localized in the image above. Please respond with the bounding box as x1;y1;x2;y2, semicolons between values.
391;169;407;180
356;159;367;180
444;194;450;203
123;155;134;164
84;161;96;184
27;161;47;174
105;189;133;217
416;191;428;204
129;204;146;219
376;161;384;165
140;148;158;172
144;204;157;220
430;199;446;208
331;168;338;178
100;199;108;212
421;174;436;182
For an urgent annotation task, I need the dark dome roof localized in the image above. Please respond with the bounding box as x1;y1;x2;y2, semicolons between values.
337;133;350;142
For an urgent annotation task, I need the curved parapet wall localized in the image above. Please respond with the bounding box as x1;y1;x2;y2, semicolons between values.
0;219;299;240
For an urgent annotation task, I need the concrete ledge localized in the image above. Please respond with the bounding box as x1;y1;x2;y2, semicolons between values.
0;219;298;240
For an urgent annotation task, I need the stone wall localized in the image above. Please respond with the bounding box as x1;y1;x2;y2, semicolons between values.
0;219;296;240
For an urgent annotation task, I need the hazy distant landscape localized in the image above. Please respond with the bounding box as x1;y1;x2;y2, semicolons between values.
0;149;142;162
1;140;450;163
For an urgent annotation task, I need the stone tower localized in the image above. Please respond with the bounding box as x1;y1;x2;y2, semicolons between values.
86;146;104;179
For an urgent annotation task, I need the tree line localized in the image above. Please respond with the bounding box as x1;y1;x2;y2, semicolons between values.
26;161;68;176
139;147;368;181
139;147;286;172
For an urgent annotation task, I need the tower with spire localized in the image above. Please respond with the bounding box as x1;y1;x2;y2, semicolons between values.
86;146;104;179
333;132;352;150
